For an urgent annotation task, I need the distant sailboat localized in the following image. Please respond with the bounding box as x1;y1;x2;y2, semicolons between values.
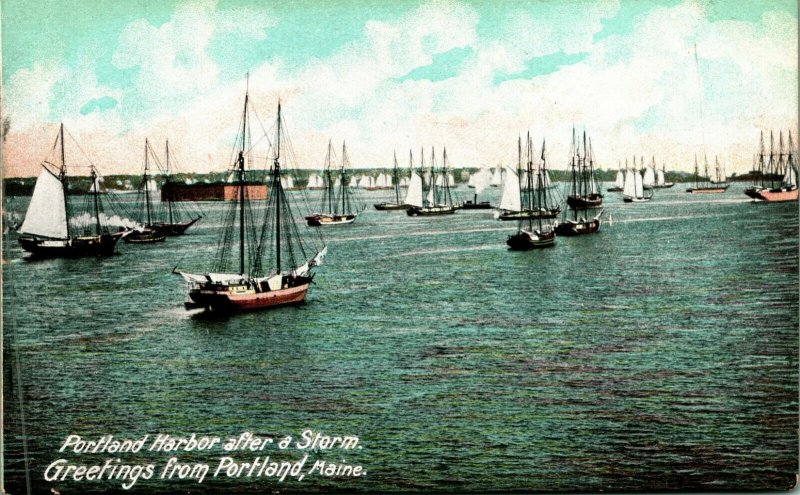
306;141;364;225
555;129;602;236
654;161;674;188
686;155;729;193
177;87;327;312
608;162;624;192
622;160;653;203
642;156;656;190
306;173;326;190
406;147;458;216
374;151;411;210
126;138;167;243
153;140;204;235
18;123;127;257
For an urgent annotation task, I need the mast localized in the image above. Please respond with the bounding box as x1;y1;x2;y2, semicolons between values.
759;130;766;188
238;83;249;275
275;102;282;272
393;151;400;204
91;167;101;235
60;123;72;238
166;140;174;224
341;142;349;214
144;139;152;226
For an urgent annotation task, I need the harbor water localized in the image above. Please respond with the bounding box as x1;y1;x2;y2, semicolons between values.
3;182;798;493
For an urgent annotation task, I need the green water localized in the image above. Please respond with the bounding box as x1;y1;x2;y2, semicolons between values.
3;183;798;493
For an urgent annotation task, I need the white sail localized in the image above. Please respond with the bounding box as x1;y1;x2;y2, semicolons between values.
281;176;295;189
435;175;443;187
447;173;454;186
349;176;358;187
643;167;656;187
89;175;104;193
783;161;797;186
615;170;625;188
498;168;521;211
634;170;644;198
404;172;424;207
490;165;502;186
334;177;342;187
656;169;665;186
467;173;475;187
623;170;636;198
520;171;530;190
375;173;387;187
385;174;393;187
20;167;70;239
307;174;322;188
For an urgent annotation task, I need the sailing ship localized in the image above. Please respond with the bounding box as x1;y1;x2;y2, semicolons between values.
642;156;656;190
306;141;364;225
498;135;560;220
654;161;674;188
374;151;411;210
565;129;603;209
18;123;127;257
622;159;653;202
555;129;602;236
507;137;556;250
126;139;167;243
151;140;204;235
686;155;729;193
746;130;798;202
489;162;503;187
462;166;493;209
177;86;327;312
608;162;624;192
406;147;458;216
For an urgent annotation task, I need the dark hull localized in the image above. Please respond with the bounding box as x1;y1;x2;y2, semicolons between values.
460;201;493;210
374;202;410;211
507;230;556;250
150;217;202;236
744;187;763;199
686;185;729;193
554;218;601;236
406;206;457;216
653;183;675;188
566;194;603;209
18;233;124;258
607;187;623;192
498;208;560;221
124;230;166;243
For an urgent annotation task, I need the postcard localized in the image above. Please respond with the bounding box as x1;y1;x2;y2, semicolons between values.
2;0;798;493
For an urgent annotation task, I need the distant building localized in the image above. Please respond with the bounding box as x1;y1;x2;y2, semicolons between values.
161;181;268;201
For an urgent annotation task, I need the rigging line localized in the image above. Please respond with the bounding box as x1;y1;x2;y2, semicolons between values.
694;43;707;156
63;126;99;170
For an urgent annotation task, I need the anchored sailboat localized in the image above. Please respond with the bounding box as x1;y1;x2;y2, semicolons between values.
126;139;166;243
374;151;411;210
747;130;798;202
406;147;458;216
654;160;674;188
306;173;326;190
153;140;204;235
555;129;602;236
18;124;127;257
686;155;729;193
608;162;624;192
498;135;560;220
177;87;326;312
622;159;653;203
306;141;364;225
507;137;556;250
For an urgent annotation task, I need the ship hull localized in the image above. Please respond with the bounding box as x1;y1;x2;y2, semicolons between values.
406;205;457;216
18;232;124;258
653;183;675;188
460;201;493;210
374;202;410;211
498;208;560;221
507;230;556;250
305;214;357;226
753;186;798;202
188;282;310;312
623;195;653;203
607;186;623;192
686;185;729;193
150;217;201;236
554;218;601;236
566;194;603;209
124;229;166;244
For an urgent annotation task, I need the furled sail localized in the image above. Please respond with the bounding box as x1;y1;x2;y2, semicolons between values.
19;167;69;239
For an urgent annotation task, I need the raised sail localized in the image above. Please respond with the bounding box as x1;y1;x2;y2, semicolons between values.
499;167;521;212
19;167;69;239
404;172;424;207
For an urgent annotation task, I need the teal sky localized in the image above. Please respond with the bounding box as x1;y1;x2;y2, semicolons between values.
2;0;797;176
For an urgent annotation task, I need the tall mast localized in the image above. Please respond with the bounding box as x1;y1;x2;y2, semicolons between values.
238;81;249;275
393;151;400;204
60;123;71;238
91;167;102;235
341;142;348;214
769;131;775;189
275;102;282;272
166;139;174;224
326;140;334;214
144;139;152;226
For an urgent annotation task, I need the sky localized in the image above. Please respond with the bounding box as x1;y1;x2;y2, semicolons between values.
1;0;797;177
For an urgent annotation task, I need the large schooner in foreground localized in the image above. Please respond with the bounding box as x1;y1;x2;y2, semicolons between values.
177;87;326;312
18;124;127;257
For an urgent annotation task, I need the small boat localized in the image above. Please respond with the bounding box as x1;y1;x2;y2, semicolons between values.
607;162;624;192
406;147;458;216
622;162;653;202
565;129;603;209
306;140;364;225
176;84;326;313
746;130;798;202
554;210;602;236
507;136;556;250
18;124;126;258
306;173;326;190
374;151;411;210
654;160;675;188
686;155;729;193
